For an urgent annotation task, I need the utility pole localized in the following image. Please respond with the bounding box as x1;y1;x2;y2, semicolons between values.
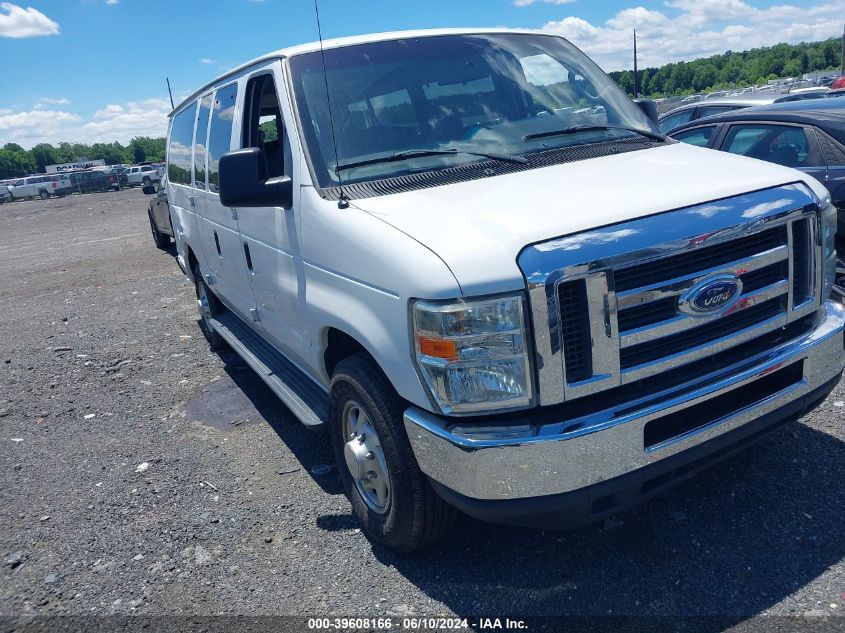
633;29;639;97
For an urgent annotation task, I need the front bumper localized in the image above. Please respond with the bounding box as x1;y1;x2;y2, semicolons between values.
404;301;844;524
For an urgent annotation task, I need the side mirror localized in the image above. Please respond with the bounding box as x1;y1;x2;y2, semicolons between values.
219;147;292;208
142;185;156;195
633;99;659;125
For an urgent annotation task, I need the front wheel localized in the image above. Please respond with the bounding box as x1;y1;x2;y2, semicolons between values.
330;355;456;552
149;212;170;249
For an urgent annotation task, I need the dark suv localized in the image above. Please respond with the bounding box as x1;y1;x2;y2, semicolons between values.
65;170;115;193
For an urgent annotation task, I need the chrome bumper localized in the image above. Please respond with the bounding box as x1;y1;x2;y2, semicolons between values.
404;301;844;501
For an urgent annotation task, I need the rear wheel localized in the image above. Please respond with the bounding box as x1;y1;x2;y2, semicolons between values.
39;190;49;200
142;176;152;187
193;264;224;350
330;354;456;552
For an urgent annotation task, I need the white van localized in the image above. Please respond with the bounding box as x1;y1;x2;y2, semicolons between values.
166;29;844;552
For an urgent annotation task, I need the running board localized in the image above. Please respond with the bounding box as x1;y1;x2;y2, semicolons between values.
209;312;328;429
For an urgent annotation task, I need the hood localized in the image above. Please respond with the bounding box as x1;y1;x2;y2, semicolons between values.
352;142;823;296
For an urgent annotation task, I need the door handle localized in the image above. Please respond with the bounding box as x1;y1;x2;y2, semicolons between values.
243;243;253;272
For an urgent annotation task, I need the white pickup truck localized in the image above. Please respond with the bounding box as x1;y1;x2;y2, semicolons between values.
7;174;71;200
166;29;844;552
124;164;161;187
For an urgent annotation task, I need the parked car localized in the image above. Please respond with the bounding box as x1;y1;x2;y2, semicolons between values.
106;166;129;189
167;29;843;552
143;177;173;249
65;170;115;193
670;99;845;300
658;92;830;133
124;164;161;187
7;174;68;200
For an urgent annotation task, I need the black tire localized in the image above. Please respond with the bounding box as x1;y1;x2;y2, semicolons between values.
39;190;49;200
142;176;151;187
192;263;225;350
149;212;170;249
330;354;456;552
834;237;844;304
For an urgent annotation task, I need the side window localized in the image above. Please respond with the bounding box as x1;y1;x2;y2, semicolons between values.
168;101;197;186
658;109;693;133
207;82;238;193
697;105;740;119
722;124;818;167
194;94;213;189
242;74;286;179
673;126;716;148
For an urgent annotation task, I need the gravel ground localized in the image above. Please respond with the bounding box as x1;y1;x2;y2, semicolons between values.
0;189;843;629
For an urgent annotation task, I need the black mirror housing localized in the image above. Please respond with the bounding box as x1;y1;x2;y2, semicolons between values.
142;185;157;195
219;148;293;208
633;99;659;125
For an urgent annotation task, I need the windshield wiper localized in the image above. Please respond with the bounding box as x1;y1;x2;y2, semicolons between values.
523;125;666;142
335;148;528;173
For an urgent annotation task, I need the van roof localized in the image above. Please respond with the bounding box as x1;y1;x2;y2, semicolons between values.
170;27;543;116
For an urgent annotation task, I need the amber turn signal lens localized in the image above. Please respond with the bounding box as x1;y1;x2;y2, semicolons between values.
417;336;459;360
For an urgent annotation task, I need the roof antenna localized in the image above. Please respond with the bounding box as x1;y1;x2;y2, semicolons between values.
166;77;175;110
314;0;349;209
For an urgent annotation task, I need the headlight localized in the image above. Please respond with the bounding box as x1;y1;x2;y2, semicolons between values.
411;295;533;415
821;199;837;299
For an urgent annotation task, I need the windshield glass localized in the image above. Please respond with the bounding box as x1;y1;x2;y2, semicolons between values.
289;33;656;188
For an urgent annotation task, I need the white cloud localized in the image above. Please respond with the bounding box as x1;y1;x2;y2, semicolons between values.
105;0;119;4
539;0;844;71
0;2;59;38
514;0;576;5
0;98;170;148
0;109;82;147
38;97;70;105
83;98;171;143
198;57;216;65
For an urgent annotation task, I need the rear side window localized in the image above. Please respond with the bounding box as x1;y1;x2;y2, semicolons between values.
697;105;740;119
207;83;238;193
722;124;820;167
658;109;693;133
194;94;213;189
168;101;198;185
673;125;716;148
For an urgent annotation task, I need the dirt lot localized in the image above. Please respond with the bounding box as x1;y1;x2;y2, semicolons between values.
0;189;843;629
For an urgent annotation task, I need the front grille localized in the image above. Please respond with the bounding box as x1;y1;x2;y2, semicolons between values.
530;185;821;404
620;298;785;369
614;226;787;293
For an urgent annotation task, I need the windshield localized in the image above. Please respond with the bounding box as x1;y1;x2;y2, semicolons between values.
289;33;656;188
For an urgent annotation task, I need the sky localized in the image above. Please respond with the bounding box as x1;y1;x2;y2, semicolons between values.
0;0;842;149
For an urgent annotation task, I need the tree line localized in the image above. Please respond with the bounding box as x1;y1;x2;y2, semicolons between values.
0;137;166;180
609;37;842;97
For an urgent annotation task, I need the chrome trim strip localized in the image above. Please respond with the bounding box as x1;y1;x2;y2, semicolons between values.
520;183;820;405
404;301;844;500
619;279;789;347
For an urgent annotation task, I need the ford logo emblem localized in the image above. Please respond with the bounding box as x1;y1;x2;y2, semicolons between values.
679;275;743;316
